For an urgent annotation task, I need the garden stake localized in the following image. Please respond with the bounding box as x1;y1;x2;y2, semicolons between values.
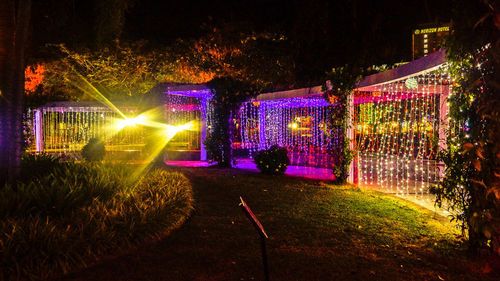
239;196;269;281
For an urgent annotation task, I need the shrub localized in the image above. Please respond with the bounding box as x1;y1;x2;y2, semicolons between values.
0;163;194;281
20;153;63;182
254;145;290;175
81;137;105;162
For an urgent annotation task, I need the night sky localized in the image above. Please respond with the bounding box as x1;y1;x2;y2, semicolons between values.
31;0;453;84
124;0;451;55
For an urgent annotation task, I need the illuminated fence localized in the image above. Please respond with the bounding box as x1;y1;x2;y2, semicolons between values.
353;50;450;195
26;102;145;158
26;84;213;160
238;50;450;194
237;88;335;168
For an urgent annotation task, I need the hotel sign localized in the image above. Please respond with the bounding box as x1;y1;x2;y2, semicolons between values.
414;26;450;35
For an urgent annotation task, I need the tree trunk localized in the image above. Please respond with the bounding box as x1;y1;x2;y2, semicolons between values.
222;107;235;167
0;0;31;185
215;105;232;168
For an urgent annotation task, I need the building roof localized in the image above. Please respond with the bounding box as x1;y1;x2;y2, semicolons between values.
253;86;323;101
251;50;447;102
355;49;447;90
153;83;212;98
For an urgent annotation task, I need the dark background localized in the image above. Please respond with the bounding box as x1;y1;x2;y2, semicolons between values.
30;0;452;84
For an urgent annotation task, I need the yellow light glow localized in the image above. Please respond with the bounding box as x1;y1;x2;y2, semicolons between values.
114;115;149;131
123;115;147;127
130;120;199;179
288;122;298;130
164;121;198;138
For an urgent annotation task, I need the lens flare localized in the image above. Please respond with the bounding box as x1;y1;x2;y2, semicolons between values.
71;72;127;119
163;120;198;140
130;120;199;179
115;115;148;131
67;70;201;179
288;122;298;130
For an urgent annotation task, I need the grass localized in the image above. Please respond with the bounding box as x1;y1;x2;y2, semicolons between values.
60;167;500;281
0;161;194;281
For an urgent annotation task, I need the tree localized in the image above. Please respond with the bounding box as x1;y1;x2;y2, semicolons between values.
185;25;294;88
27;41;211;106
190;26;294;167
205;77;258;167
430;0;500;254
0;0;31;185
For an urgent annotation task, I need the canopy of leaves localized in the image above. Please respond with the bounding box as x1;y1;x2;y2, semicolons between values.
431;0;500;254
29;26;294;105
27;41;206;105
186;25;295;90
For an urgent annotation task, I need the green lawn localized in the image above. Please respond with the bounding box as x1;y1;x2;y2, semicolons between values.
61;167;498;281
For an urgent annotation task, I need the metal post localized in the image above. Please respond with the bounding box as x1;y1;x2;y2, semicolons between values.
260;235;269;281
239;197;270;281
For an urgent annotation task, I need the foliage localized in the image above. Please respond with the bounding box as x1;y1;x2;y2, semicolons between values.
205;78;260;167
24;64;45;94
43;42;174;98
430;0;500;254
0;163;194;280
29;41;208;105
199;28;294;167
322;65;362;183
254;145;290;175
81;137;105;162
333;136;355;183
31;27;294;105
187;26;295;88
20;153;62;182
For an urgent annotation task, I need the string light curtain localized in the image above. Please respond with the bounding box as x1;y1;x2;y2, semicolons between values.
238;65;450;196
163;94;202;151
354;65;450;197
34;106;144;155
239;97;333;168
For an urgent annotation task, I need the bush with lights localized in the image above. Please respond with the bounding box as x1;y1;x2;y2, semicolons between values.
254;145;290;175
322;65;362;184
322;64;387;183
429;0;500;255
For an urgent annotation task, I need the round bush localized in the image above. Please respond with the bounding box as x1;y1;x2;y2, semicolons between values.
81;138;105;161
0;163;194;281
254;145;290;175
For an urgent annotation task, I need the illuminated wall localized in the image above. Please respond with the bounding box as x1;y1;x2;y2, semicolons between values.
28;105;146;156
237;62;450;195
29;86;212;160
354;66;450;196
238;96;334;168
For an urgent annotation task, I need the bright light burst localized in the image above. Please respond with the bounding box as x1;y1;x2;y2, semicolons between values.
130;120;199;179
69;70;201;178
115;115;148;130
